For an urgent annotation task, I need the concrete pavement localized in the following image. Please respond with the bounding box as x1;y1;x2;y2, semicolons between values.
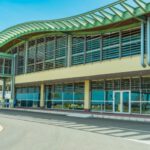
0;109;150;150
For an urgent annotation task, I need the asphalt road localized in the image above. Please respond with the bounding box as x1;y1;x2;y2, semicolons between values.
0;109;150;150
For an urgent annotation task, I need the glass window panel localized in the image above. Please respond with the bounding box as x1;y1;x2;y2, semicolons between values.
102;47;119;60
45;61;54;70
141;102;150;114
63;84;73;100
72;54;84;65
86;51;100;63
72;37;84;54
105;90;113;101
105;81;113;90
91;90;104;101
131;91;140;102
74;93;84;101
92;102;105;112
55;58;66;68
121;79;130;90
52;101;63;109
142;90;150;102
114;80;120;90
16;87;40;108
16;44;25;75
121;28;141;57
131;78;140;90
86;36;100;51
142;77;150;90
105;102;113;112
45;37;55;60
131;102;140;114
36;42;45;63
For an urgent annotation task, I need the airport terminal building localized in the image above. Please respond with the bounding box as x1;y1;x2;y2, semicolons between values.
0;0;150;115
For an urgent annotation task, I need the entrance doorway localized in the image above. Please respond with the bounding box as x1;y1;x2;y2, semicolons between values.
113;91;130;113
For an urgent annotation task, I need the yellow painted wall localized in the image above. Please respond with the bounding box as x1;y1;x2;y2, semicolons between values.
15;55;149;84
40;83;44;108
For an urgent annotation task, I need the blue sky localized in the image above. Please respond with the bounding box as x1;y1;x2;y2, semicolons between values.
0;0;116;31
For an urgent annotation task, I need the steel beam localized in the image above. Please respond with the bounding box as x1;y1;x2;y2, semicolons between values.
141;21;145;67
147;17;150;65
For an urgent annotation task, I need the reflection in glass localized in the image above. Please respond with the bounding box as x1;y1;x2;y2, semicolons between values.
91;90;105;111
141;102;150;114
131;102;140;113
114;92;120;112
105;102;113;112
123;92;129;113
131;91;140;101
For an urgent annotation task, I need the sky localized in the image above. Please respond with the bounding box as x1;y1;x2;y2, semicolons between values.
0;0;116;31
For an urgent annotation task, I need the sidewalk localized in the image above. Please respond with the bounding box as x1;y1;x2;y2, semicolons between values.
1;108;150;123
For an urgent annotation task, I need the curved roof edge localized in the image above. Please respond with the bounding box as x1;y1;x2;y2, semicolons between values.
0;0;150;48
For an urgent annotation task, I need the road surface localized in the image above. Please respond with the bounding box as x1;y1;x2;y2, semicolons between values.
0;109;150;150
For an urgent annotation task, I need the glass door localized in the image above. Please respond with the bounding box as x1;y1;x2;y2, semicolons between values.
122;91;130;113
114;91;121;112
113;91;130;113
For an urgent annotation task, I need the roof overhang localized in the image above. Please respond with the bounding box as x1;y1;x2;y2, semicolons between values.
0;0;150;50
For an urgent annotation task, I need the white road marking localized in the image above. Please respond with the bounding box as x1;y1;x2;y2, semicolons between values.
96;129;123;134
127;139;150;145
0;125;3;132
112;131;138;137
128;134;150;140
86;127;110;132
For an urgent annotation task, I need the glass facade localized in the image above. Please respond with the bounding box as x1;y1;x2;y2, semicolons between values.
16;86;40;108
11;36;68;75
7;25;150;115
91;77;150;114
45;83;84;110
13;77;150;115
9;27;141;75
0;58;12;75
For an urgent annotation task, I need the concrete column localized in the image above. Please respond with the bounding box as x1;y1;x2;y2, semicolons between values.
2;78;6;107
40;83;45;108
84;80;91;111
10;55;16;108
2;79;5;100
67;35;72;67
10;77;15;108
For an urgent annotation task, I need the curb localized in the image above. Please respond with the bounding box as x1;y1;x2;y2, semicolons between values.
1;108;150;123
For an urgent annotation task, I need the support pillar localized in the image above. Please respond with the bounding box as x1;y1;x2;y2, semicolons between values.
84;80;91;112
40;83;45;108
2;78;6;107
10;55;16;108
10;77;15;108
67;35;72;67
2;79;5;99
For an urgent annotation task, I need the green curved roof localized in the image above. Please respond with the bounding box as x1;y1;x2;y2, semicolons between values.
0;0;150;47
